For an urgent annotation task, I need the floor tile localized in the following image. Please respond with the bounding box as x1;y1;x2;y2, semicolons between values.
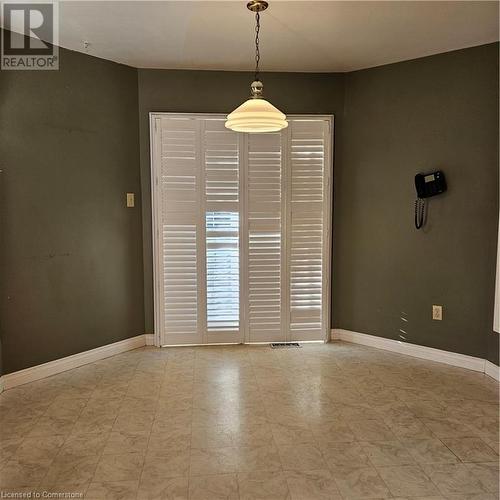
85;480;139;499
271;422;317;446
60;432;110;458
441;437;499;463
361;440;415;466
311;419;355;443
285;469;342;499
72;413;116;435
319;441;371;467
237;444;282;472
28;415;76;437
190;447;239;475
142;449;190;480
422;463;489;496
467;416;499;441
14;435;66;461
403;438;460;464
0;343;497;498
347;419;397;441
0;458;53;488
278;444;327;471
330;465;391;499
153;411;192;431
405;400;448;419
93;453;145;483
238;471;290;500
466;462;500;493
0;418;38;439
339;403;384;421
42;454;100;488
103;430;150;455
189;474;239;500
44;398;88;418
419;418;476;438
388;418;435;439
137;476;188;500
231;422;274;448
377;464;439;496
191;424;234;449
112;411;154;433
0;438;23;461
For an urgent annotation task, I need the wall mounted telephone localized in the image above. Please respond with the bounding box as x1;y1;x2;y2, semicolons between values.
414;171;447;229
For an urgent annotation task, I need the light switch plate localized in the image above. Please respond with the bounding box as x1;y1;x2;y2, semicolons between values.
432;305;443;321
126;193;135;207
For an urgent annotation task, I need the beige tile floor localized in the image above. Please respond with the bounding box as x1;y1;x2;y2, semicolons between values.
0;341;499;499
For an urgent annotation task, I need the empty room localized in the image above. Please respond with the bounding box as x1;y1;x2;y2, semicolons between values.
0;1;499;498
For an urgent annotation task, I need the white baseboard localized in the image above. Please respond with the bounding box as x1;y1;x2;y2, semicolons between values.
2;331;496;393
485;360;500;382
1;335;147;391
331;329;498;380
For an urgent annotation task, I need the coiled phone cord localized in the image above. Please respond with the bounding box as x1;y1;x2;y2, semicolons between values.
415;198;425;229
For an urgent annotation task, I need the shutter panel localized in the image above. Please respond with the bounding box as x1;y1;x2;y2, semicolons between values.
288;120;328;340
203;120;241;338
158;117;203;344
246;133;283;342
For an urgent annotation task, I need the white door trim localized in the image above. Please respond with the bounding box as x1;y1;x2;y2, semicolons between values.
322;117;334;343
150;114;163;348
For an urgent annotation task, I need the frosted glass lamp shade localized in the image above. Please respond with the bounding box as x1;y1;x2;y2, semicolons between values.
225;97;288;133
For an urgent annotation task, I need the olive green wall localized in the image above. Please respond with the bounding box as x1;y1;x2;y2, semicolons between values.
138;69;345;334
1;42;498;376
335;43;499;362
0;46;144;374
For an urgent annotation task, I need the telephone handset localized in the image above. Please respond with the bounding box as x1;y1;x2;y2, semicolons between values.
414;171;447;229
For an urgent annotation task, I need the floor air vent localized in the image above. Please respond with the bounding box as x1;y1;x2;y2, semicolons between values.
270;342;301;349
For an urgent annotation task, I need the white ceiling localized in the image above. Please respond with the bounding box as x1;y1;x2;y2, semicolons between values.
54;1;500;72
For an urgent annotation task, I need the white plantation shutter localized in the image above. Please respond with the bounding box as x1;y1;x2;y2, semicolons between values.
156;117;203;344
203;120;240;338
246;133;284;342
152;114;331;345
288;120;329;341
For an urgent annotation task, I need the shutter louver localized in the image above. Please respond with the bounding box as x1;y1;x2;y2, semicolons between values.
246;133;283;342
163;224;198;336
288;120;327;340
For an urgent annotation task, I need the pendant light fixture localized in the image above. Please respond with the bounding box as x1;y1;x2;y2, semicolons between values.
225;0;287;133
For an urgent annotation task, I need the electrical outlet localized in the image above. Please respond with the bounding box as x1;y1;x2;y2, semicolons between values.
126;193;135;207
432;305;443;321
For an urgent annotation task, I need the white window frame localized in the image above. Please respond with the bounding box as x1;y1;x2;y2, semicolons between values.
150;112;333;347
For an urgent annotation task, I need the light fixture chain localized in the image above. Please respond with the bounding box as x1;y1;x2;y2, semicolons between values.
254;11;260;81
